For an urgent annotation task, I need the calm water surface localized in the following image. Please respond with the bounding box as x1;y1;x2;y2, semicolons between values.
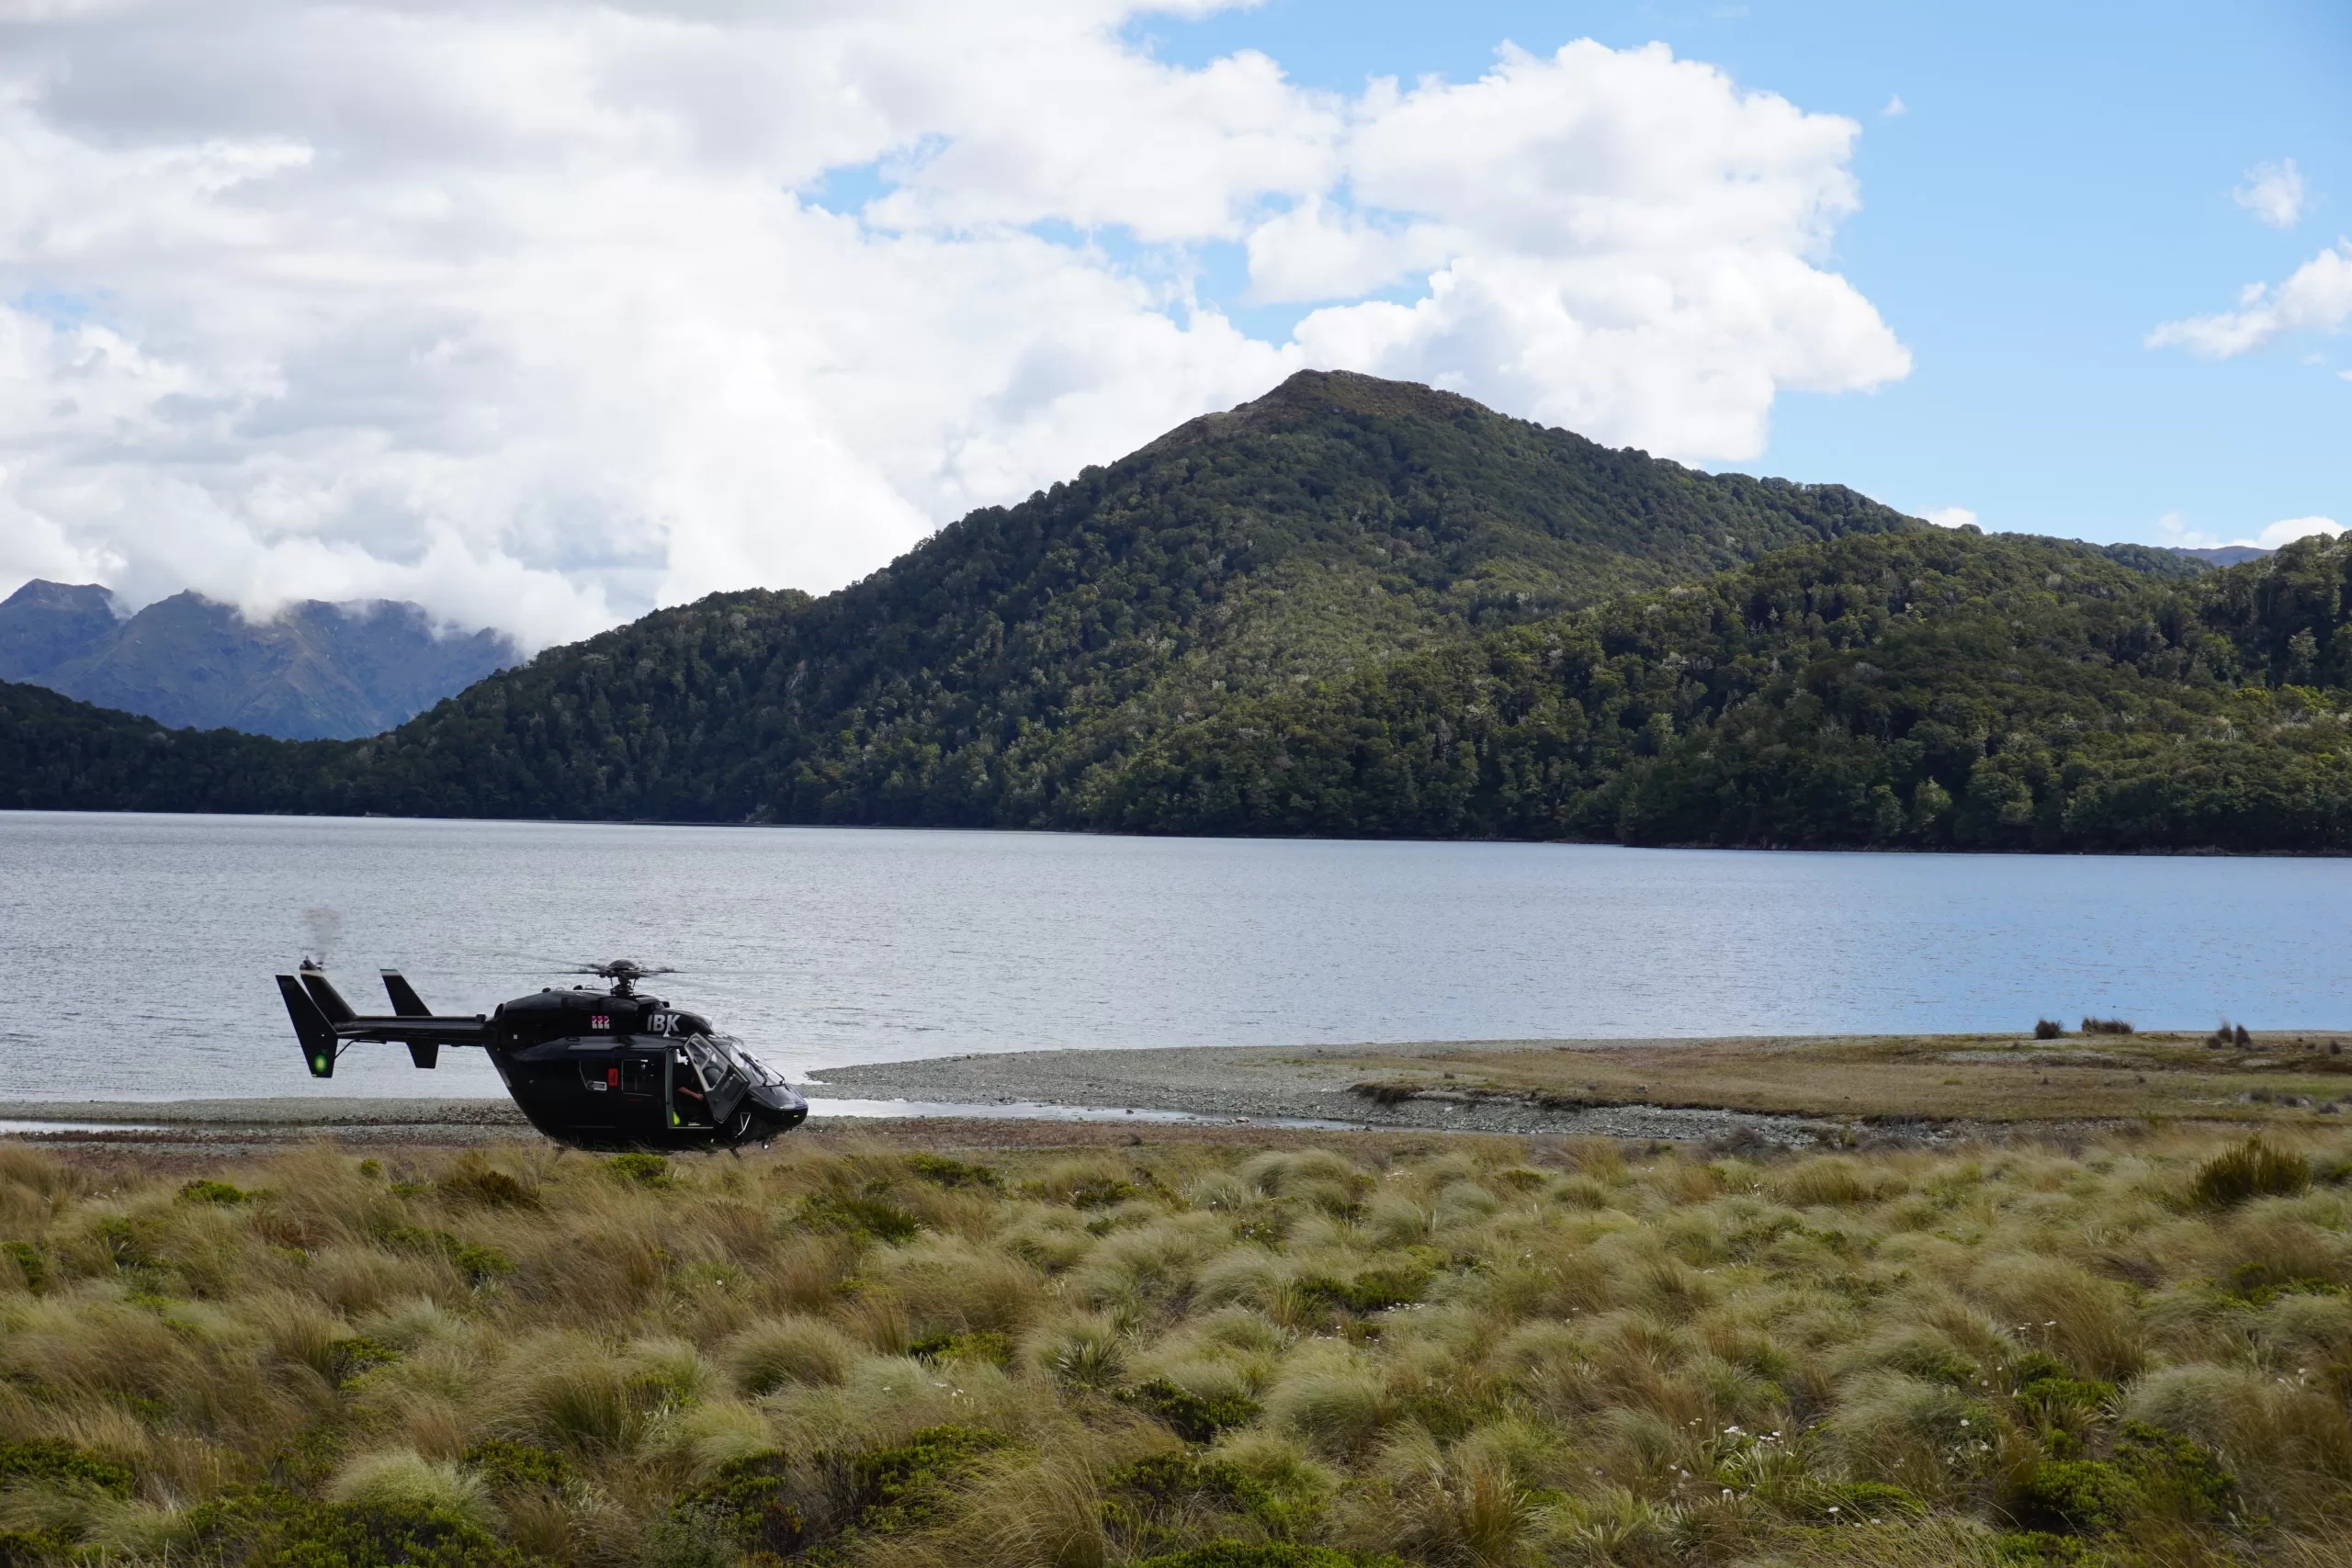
1;812;2346;1100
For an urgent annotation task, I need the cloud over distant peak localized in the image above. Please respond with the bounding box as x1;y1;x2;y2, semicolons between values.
2156;512;2341;551
2248;515;2344;549
0;3;1908;648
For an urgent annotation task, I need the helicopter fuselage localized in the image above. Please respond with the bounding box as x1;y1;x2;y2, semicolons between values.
275;967;808;1151
490;987;808;1150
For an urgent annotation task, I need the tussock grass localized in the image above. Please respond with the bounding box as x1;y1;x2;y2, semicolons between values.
0;1126;2345;1565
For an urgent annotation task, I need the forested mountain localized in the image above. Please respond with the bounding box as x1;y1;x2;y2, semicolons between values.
1076;526;2352;850
14;370;2346;852
0;581;514;739
0;370;1917;821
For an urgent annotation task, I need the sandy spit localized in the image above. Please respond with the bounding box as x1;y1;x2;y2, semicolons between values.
807;1039;1844;1146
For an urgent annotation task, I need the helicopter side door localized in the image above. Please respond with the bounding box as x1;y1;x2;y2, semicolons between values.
574;1048;664;1133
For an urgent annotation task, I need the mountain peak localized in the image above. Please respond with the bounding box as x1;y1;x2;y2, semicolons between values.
3;579;122;616
0;583;514;739
1247;367;1495;423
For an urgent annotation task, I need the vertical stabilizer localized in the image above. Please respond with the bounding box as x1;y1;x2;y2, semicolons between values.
381;970;430;1017
276;976;338;1078
299;968;356;1023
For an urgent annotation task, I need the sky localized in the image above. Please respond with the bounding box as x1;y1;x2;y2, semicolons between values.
0;0;2344;649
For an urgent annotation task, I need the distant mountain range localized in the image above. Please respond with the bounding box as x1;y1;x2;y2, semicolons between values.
2166;545;2274;567
8;369;2352;853
0;581;514;740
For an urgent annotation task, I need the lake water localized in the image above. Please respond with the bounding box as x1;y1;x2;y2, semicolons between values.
2;811;2346;1101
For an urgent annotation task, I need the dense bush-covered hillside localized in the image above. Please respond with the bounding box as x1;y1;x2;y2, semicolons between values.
0;1132;2345;1567
16;521;2336;852
2;371;1917;825
1078;529;2352;852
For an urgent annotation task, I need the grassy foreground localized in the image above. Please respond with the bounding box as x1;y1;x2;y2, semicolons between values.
0;1130;2348;1567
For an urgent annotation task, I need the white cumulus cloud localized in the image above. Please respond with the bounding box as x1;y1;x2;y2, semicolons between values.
1921;506;1976;529
2154;512;2339;551
2148;242;2352;358
2246;516;2344;549
2233;159;2307;230
0;5;1907;647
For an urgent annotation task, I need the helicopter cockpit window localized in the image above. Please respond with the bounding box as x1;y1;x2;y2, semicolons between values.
707;1034;787;1087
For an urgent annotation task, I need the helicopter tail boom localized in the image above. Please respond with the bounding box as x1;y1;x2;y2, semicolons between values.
276;969;492;1078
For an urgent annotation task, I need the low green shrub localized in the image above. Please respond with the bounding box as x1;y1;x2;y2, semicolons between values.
1122;1377;1264;1444
2114;1421;2233;1520
603;1152;672;1188
328;1336;402;1386
2012;1354;2117;1412
902;1153;1002;1190
1106;1453;1262;1511
1134;1543;1404;1568
181;1485;529;1568
1069;1177;1143;1210
640;1503;739;1568
0;1240;43;1292
663;1453;804;1558
1292;1266;1429;1315
2007;1459;2137;1534
1102;1452;1272;1553
179;1178;250;1205
0;1527;72;1567
2003;1420;2234;1537
0;1438;133;1497
848;1425;1012;1534
459;1438;571;1495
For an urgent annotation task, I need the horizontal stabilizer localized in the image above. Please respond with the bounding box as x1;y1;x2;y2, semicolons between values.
381;970;430;1017
278;961;491;1079
277;975;338;1078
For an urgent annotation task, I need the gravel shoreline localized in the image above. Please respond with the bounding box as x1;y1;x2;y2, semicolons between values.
807;1039;1849;1147
0;1097;526;1153
0;1037;1996;1152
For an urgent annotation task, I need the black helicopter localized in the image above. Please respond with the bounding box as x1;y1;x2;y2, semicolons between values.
275;959;808;1150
